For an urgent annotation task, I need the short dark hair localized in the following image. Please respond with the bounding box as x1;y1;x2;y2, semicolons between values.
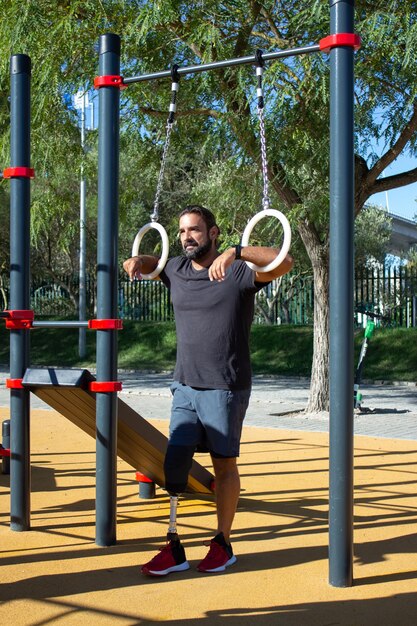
179;205;219;234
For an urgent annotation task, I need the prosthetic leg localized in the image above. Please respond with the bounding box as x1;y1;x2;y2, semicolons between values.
141;444;195;575
167;493;180;539
164;444;195;541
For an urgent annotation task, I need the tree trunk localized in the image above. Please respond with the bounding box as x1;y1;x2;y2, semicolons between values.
298;220;330;413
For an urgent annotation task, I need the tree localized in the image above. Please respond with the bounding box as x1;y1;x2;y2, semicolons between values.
1;1;417;412
354;204;392;268
118;0;417;412
405;244;417;270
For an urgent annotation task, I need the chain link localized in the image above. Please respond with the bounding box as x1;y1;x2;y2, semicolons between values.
257;106;270;211
151;121;174;222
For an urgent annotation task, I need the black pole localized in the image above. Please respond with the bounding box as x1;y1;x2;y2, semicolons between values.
328;0;355;586
9;54;32;532
95;33;120;546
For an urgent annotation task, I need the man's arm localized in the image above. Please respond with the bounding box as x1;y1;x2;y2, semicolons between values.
208;246;294;283
123;255;160;280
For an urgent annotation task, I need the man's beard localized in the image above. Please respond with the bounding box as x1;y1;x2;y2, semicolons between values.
182;238;212;260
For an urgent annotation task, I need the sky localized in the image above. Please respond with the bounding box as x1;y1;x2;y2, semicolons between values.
368;153;417;222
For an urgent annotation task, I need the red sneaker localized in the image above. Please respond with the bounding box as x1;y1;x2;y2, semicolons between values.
141;539;190;576
197;533;237;573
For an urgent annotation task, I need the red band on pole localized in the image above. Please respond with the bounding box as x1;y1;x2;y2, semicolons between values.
0;448;11;457
3;310;34;320
94;75;126;89
88;319;123;330
89;381;123;392
4;310;34;329
5;320;33;329
135;472;153;483
6;378;24;389
3;167;35;179
319;33;361;53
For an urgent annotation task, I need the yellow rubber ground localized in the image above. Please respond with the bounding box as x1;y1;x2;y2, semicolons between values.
1;407;416;625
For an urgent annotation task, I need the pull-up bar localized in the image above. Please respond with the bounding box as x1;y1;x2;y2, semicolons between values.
123;43;322;84
97;33;360;88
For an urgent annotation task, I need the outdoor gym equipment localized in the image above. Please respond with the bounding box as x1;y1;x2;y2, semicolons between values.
241;50;292;273
97;5;360;587
2;52;213;548
131;65;180;279
4;0;359;587
21;368;212;494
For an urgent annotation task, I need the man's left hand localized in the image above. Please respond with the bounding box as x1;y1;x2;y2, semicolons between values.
208;248;236;282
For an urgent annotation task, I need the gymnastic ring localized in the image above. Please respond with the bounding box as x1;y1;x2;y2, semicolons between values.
131;222;169;279
241;209;291;273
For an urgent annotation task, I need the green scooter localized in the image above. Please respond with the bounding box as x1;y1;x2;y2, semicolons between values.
354;319;375;413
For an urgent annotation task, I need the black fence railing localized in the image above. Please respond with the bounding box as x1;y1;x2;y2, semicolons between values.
119;279;174;322
355;266;417;328
1;267;416;327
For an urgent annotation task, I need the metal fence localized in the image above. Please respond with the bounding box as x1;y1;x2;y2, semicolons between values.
1;266;416;326
355;266;417;327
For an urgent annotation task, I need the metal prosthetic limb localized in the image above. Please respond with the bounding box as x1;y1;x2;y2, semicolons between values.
164;444;195;542
167;494;179;541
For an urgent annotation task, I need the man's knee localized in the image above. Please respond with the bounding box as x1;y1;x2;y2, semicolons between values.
164;444;195;495
211;456;239;480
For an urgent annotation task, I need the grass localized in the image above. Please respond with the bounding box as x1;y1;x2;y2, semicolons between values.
353;326;417;382
250;325;313;376
0;321;416;381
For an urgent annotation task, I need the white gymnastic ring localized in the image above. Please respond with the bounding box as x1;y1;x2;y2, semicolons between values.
241;209;292;273
131;222;169;279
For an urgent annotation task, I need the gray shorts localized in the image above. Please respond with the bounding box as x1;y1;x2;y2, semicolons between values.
169;382;251;458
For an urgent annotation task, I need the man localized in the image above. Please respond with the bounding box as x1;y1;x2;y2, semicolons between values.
123;205;293;576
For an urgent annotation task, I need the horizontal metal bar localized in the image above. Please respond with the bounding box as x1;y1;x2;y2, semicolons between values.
32;321;89;329
123;44;321;85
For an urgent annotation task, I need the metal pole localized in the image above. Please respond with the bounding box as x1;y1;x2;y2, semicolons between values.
123;44;321;84
329;0;355;587
32;321;89;328
79;90;87;359
9;54;32;531
95;33;120;546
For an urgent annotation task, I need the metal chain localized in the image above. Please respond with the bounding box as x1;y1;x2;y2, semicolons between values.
255;51;270;212
151;121;174;222
257;106;270;211
150;65;180;223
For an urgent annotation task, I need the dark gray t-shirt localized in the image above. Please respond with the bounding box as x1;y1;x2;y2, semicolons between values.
160;256;267;390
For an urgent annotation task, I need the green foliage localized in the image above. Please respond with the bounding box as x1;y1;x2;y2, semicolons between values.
406;245;417;270
1;1;416;270
355;1;417;157
355;204;392;268
0;321;416;382
1;1;417;409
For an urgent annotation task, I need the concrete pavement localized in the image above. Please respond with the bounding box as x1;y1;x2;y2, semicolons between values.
0;369;416;440
120;373;417;440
